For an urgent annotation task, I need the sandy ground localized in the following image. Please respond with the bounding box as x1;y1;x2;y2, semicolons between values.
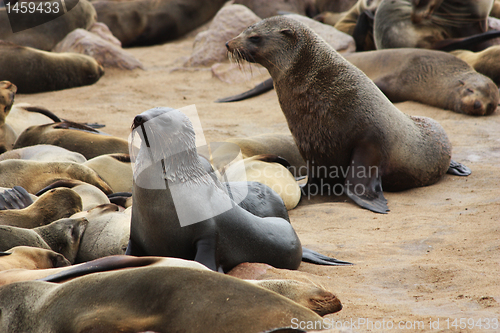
14;35;500;332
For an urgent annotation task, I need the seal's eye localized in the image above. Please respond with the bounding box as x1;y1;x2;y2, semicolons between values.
248;36;261;43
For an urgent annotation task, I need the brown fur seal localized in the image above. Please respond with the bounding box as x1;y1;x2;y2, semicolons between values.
344;48;499;115
36;179;111;211
0;159;112;194
218;154;302;210
83;153;133;193
334;0;383;51
374;0;497;50
14;121;129;159
0;188;82;228
71;204;131;263
0;41;103;94
227;16;460;213
0;255;208;286
126;107;350;270
0;217;88;264
491;0;500;18
451;46;500;86
0;81;17;153
0;246;70;271
0;144;87;163
34;254;342;316
225;133;307;177
0;0;96;51
0;254;341;317
91;0;227;47
0;266;322;333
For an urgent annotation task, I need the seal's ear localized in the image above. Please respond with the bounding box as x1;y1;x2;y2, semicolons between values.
280;29;296;39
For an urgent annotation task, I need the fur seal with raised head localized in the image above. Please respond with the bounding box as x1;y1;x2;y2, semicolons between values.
0;217;88;264
126;107;351;271
226;16;467;213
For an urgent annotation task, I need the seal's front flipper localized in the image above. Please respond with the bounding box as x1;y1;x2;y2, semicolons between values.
0;186;33;210
194;237;220;272
302;247;352;266
345;143;389;214
447;160;472;176
125;239;147;256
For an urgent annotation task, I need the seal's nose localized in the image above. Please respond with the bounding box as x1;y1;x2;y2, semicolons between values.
132;115;146;129
225;41;230;50
473;100;482;110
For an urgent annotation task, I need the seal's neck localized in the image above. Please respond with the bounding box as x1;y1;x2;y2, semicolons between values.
161;148;214;186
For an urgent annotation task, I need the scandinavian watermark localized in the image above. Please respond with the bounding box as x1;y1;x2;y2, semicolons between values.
291;317;499;330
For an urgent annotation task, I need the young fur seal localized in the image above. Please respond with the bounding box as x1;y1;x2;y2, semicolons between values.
227;16;462;213
126;107;351;271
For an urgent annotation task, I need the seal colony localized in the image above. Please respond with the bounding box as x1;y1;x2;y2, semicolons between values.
126;107;351;271
226;16;470;214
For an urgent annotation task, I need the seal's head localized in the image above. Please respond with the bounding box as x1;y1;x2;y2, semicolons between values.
454;74;499;116
411;0;444;23
0;81;17;124
130;107;210;185
226;17;317;78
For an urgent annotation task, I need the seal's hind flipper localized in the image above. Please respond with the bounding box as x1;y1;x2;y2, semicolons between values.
0;252;12;256
345;143;389;214
0;186;33;210
447;160;472;176
215;78;274;103
301;248;352;266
